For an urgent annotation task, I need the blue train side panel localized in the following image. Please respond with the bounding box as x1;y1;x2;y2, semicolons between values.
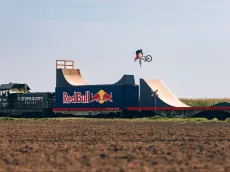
55;85;139;109
121;85;139;109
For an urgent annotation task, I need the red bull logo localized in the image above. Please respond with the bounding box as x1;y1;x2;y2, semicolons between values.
62;90;112;104
91;90;113;104
63;91;91;104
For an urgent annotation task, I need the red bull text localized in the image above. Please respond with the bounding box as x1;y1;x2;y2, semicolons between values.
63;90;113;104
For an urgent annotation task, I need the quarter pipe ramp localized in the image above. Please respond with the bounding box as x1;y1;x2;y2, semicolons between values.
56;60;87;87
139;78;190;107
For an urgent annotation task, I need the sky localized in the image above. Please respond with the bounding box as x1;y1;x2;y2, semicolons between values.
0;0;230;98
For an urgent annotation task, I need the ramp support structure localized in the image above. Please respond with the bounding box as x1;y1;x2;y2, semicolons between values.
56;60;74;69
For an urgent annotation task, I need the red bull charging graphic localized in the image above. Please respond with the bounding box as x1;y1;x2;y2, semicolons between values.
63;90;113;104
91;90;113;104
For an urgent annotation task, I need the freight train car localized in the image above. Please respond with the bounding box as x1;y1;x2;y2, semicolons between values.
52;60;140;117
53;84;139;117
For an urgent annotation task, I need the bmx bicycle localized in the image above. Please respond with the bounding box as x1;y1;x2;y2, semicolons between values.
140;55;152;62
135;54;152;67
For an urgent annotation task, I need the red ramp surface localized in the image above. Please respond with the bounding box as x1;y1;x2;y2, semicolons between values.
139;78;190;107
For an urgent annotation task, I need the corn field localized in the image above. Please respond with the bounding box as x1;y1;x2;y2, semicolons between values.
179;98;230;107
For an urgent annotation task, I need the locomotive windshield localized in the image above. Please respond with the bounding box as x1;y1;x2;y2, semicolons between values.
0;83;30;96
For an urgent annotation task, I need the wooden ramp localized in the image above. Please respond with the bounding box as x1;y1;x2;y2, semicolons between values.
139;78;190;107
56;60;87;87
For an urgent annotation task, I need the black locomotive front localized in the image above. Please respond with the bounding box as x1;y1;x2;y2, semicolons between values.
0;83;55;117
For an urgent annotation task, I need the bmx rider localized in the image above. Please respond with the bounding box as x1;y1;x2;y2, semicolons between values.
134;49;143;67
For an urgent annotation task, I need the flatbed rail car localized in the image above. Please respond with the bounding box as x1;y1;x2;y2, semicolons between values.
124;106;230;120
52;105;230;120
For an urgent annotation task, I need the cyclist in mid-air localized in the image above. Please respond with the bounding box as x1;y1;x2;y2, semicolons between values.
134;49;143;67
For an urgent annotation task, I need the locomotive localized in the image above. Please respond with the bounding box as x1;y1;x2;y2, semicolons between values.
0;83;55;117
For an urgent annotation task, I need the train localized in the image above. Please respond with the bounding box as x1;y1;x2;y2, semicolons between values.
1;60;230;120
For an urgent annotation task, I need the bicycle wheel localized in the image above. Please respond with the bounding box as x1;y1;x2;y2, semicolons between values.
145;55;152;62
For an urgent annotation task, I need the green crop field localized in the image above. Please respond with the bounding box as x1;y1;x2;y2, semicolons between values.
179;98;230;107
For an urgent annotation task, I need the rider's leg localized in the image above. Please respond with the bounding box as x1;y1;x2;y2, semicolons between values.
134;54;140;61
139;59;141;67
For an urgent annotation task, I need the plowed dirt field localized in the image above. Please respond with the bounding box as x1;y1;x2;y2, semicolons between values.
0;118;230;172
